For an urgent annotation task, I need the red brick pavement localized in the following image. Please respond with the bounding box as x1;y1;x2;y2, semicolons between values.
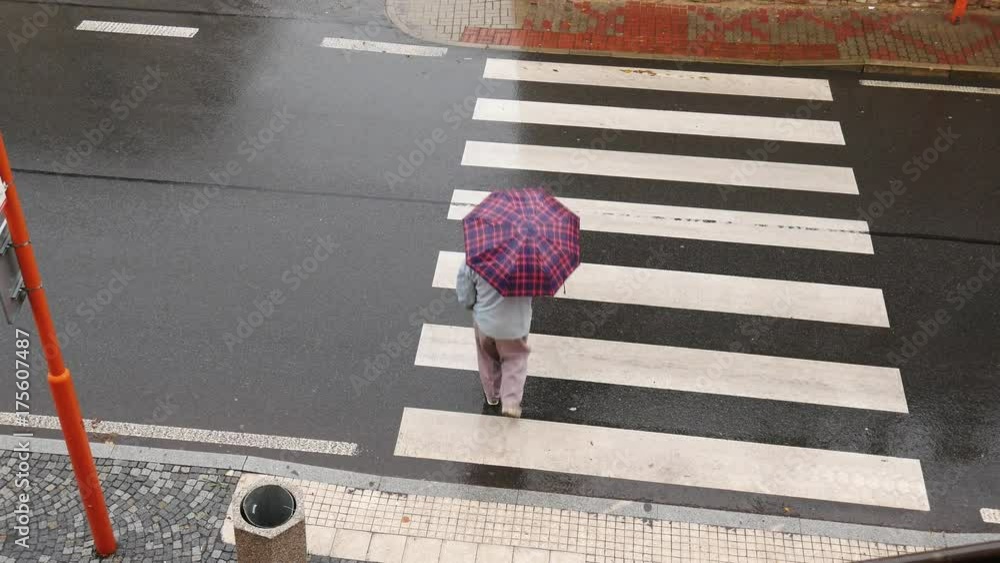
459;3;1000;66
387;0;1000;69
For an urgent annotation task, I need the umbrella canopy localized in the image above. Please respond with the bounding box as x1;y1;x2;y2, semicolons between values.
462;188;580;297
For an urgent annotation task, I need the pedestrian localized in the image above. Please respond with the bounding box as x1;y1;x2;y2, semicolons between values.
457;188;581;419
456;263;532;418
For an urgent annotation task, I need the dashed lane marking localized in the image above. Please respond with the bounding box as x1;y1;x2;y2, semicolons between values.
860;80;1000;96
76;20;199;38
320;37;447;57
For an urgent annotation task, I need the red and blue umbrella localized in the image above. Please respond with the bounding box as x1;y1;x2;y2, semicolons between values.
462;188;580;297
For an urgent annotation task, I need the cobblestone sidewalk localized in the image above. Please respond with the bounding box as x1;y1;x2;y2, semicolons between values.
221;473;931;562
386;0;1000;71
0;453;356;562
2;440;998;562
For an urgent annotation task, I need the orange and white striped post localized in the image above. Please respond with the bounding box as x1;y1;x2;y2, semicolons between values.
950;0;968;24
0;132;117;556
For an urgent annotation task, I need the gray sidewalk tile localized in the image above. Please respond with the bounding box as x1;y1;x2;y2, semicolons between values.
368;533;408;562
513;546;550;563
517;490;654;519
440;540;480;563
402;537;443;562
243;456;377;489
307;526;338;556
799;518;948;547
0;434;115;458
111;444;247;470
549;553;586;563
331;530;373;559
380;476;518;504
655;503;802;534
477;544;514;563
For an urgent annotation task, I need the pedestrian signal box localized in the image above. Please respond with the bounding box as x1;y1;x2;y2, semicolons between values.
0;181;26;323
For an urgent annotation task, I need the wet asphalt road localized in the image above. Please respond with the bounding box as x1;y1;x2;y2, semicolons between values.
1;0;999;534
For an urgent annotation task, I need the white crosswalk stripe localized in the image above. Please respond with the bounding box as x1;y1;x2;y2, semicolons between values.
395;408;929;511
483;58;834;101
397;57;926;511
473;98;846;144
449;189;873;254
433;251;889;327
76;20;199;38
416;324;907;412
462;141;859;194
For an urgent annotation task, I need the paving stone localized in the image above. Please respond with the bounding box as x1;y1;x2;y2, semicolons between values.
386;0;1000;69
0;450;943;562
401;537;443;562
307;525;338;556
477;544;515;563
440;540;480;563
330;529;373;560
513;546;550;563
0;453;359;563
367;533;408;562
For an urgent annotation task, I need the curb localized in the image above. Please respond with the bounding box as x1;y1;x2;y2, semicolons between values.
4;435;1000;550
384;3;1000;80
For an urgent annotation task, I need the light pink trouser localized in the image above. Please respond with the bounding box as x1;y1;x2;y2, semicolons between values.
473;323;530;409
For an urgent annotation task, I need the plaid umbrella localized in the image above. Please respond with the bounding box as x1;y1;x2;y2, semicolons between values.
463;188;580;297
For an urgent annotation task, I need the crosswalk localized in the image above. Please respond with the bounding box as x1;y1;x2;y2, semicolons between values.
482;59;835;101
396;58;930;512
472;98;846;144
449;189;874;253
462;141;859;194
415;324;907;412
433;250;890;326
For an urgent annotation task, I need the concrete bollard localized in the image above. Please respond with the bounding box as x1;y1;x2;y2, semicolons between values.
229;479;308;563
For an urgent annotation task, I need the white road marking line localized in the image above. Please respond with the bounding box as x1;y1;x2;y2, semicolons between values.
0;412;358;456
473;98;846;145
461;141;858;195
416;324;907;412
449;190;872;254
395;408;930;511
860;80;1000;96
320;37;447;57
983;508;1000;524
484;58;833;101
433;251;890;327
76;20;199;38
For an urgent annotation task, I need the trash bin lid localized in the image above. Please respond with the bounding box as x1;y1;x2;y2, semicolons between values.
240;484;297;529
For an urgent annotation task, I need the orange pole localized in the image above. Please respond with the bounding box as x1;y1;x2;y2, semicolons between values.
0;132;117;556
950;0;968;23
